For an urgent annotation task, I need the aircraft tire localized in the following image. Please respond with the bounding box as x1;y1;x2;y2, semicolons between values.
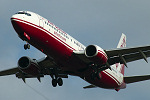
58;78;63;86
52;79;57;87
24;44;30;50
24;44;28;50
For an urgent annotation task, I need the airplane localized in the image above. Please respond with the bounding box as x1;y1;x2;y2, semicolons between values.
1;11;150;91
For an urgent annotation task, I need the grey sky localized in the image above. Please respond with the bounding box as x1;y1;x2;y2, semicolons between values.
0;0;150;100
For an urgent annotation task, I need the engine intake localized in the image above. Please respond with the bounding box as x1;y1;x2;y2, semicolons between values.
85;45;97;57
85;45;108;65
18;56;40;76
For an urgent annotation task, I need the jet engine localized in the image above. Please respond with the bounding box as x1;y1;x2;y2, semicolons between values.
18;56;40;76
85;45;108;65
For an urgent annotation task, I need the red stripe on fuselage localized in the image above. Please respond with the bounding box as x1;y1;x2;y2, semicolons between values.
11;18;76;51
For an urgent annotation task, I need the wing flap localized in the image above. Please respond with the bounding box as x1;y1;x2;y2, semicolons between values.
124;75;150;84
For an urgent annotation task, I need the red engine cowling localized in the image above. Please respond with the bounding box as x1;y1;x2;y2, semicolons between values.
85;45;108;65
18;56;40;76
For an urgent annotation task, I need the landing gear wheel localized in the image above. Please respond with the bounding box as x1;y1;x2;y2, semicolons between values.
52;79;57;87
24;44;30;50
57;78;63;86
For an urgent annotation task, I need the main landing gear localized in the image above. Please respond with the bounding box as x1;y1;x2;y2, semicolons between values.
52;78;63;87
50;69;63;87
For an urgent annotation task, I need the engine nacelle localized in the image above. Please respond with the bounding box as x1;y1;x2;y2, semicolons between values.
18;56;40;76
85;45;108;65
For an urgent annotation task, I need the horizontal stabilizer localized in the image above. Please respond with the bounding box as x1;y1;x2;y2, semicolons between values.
124;75;150;84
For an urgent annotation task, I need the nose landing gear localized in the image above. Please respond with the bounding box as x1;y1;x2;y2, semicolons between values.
24;44;30;50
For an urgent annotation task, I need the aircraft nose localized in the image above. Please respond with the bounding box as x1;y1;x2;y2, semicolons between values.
11;13;24;21
11;16;13;20
11;14;17;21
11;14;24;38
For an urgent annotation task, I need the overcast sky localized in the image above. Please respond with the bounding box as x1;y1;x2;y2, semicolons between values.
1;0;150;100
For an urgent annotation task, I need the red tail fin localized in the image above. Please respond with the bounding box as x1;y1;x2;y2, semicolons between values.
117;33;126;48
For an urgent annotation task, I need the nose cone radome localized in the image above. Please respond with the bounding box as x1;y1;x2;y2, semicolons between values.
11;12;25;20
11;14;25;38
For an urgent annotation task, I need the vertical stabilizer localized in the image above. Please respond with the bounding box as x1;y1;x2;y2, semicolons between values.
117;33;126;48
116;33;126;75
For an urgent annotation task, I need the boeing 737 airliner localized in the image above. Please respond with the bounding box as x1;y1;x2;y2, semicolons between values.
1;11;150;91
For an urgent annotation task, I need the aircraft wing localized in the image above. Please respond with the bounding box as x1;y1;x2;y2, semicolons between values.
74;45;150;66
0;56;54;76
0;56;68;80
105;45;150;66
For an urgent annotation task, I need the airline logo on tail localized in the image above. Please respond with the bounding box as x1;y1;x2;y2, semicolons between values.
117;33;126;48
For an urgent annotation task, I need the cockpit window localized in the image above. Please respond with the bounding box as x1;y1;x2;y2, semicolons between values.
25;13;31;16
16;11;31;16
17;12;25;14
